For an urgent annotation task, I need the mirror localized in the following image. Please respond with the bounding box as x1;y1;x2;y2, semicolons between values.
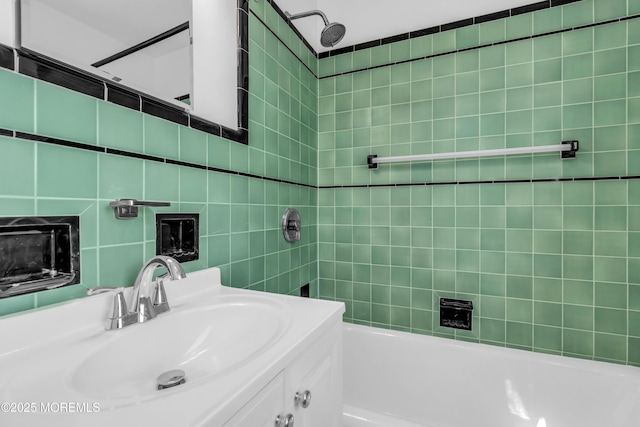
18;0;243;133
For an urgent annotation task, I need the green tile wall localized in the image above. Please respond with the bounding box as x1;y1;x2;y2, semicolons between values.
0;3;318;316
3;0;640;369
318;1;640;366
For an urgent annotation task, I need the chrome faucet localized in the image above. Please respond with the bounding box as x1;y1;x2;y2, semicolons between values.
129;255;186;323
87;255;186;330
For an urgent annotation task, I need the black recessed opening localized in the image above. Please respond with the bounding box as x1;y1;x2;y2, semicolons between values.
300;283;310;298
440;298;473;331
156;213;199;263
0;216;80;298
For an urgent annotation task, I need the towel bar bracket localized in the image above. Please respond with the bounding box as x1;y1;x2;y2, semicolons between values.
367;154;378;169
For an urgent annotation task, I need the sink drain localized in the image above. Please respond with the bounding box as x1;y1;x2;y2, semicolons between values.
157;369;186;390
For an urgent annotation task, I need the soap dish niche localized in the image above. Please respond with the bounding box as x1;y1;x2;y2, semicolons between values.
156;213;199;263
0;216;80;298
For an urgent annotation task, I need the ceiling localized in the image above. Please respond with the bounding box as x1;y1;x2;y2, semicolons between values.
271;0;541;53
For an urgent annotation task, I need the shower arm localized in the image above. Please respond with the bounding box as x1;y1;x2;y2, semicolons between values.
285;10;330;26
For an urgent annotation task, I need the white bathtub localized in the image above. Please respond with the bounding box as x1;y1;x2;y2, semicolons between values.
343;323;640;427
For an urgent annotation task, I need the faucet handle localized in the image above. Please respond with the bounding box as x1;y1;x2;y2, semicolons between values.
152;276;171;315
87;287;136;330
86;287;129;318
109;291;129;319
87;286;124;296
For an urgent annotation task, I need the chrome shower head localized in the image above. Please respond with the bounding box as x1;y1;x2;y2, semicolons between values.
285;9;346;48
320;22;346;47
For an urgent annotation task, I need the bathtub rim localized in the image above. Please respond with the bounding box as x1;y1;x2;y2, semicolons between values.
342;322;640;375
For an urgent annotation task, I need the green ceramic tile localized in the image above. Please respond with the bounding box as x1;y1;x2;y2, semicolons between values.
98;101;143;152
535;34;562;61
534;7;562;35
595;307;627;334
506;63;533;88
480;68;505;92
595;180;627;205
594;48;626;76
564;280;594;305
564;103;593;129
179;166;207;203
630;97;640;124
595;74;626;102
432;30;456;55
563;78;593;105
36;143;97;198
0;69;35;133
563;329;593;356
506;13;532;40
594;0;626;21
534;107;562;131
563;304;593;330
456;51;479;74
370;45;390;68
99;243;144;286
534;59;562;84
534;325;562;352
0;137;34;196
594;256;627;283
563;53;594;80
480;20;505;46
534;83;561;108
595;22;626;51
563;255;594;281
411;35;433;59
594;333;626;361
595;282;627;308
98;153;143;200
594;100;627;126
36;81;97;145
563;0;594;28
507;322;533;347
144;115;179;159
630;311;640;337
563;28;594;57
0;292;36;317
595;206;627;230
456;25;479;50
179;127;207;165
563;231;593;255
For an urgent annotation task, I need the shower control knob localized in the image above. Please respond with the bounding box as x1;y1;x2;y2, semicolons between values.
294;390;311;408
275;413;294;427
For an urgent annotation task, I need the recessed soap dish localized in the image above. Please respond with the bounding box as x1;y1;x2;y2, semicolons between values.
156;214;199;262
0;216;80;298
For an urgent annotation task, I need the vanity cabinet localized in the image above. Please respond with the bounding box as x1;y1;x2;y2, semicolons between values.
222;375;286;427
285;321;342;426
222;320;342;427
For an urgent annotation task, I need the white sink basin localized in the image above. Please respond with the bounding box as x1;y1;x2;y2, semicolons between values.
72;297;290;401
0;267;344;426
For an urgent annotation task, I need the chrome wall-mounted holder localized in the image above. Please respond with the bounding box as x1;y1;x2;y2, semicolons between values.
110;199;171;219
282;208;301;243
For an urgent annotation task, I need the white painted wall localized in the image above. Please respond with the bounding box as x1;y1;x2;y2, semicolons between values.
276;0;540;53
0;0;17;47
